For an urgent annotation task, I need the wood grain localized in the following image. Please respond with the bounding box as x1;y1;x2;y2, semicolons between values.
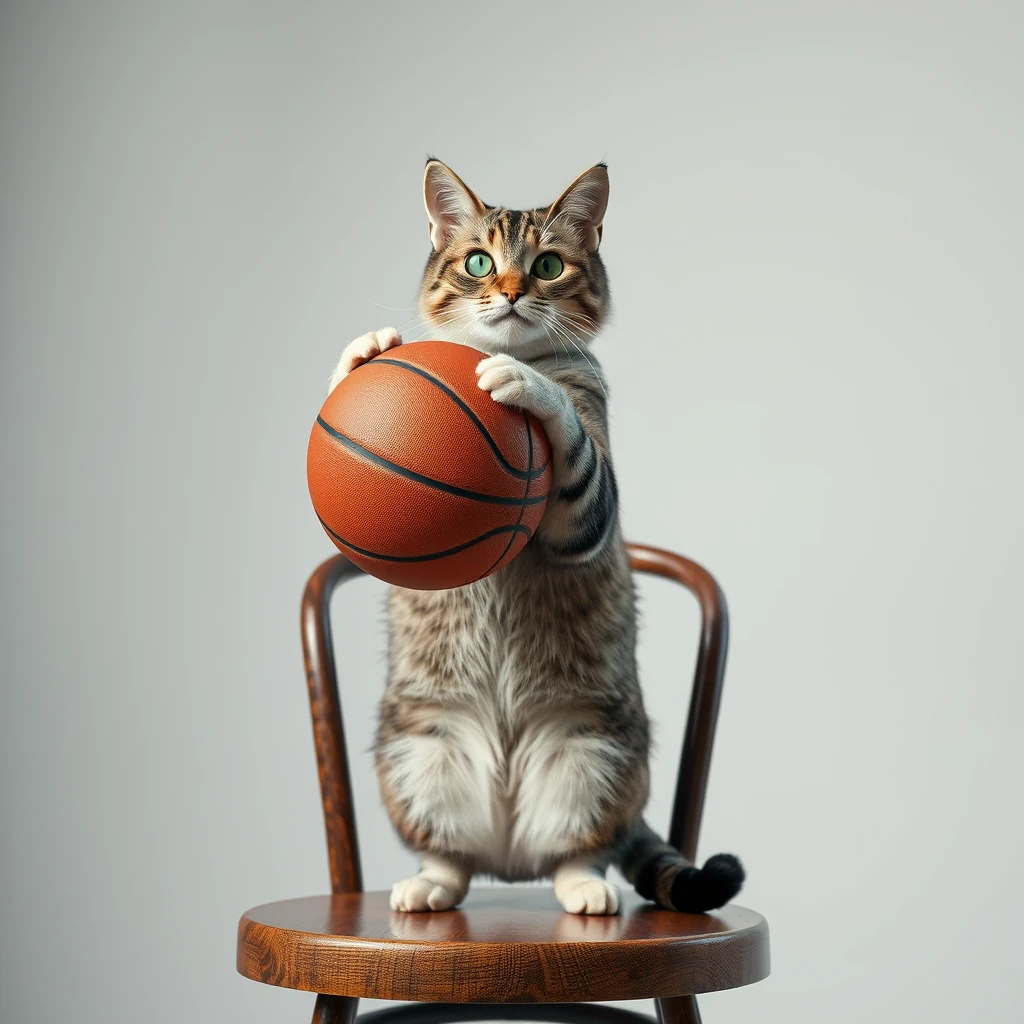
237;888;769;1003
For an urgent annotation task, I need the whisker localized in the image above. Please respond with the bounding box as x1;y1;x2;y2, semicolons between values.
556;308;600;333
538;310;582;369
406;310;473;343
364;297;420;313
543;310;607;398
423;309;479;345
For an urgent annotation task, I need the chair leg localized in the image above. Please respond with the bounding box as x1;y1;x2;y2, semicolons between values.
656;996;701;1024
312;995;359;1023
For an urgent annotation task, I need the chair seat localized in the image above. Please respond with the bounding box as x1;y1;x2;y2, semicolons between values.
236;887;769;1003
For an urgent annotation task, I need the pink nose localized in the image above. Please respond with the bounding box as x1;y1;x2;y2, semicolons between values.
501;287;523;304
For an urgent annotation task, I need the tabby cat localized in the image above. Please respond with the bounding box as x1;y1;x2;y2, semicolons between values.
328;160;744;915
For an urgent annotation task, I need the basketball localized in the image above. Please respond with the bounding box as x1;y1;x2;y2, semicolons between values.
307;341;552;590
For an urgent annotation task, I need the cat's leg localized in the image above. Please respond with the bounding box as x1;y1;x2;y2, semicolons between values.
328;326;402;393
552;854;620;915
390;852;471;912
476;354;617;563
376;702;499;912
509;710;648;915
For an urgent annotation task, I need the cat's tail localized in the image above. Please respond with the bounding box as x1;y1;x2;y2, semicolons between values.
616;819;745;913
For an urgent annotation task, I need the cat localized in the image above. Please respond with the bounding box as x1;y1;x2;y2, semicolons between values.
327;159;744;915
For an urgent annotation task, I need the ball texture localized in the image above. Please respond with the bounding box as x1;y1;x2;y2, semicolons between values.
307;341;551;590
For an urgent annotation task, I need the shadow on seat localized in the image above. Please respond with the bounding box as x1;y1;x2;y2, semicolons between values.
236;544;770;1023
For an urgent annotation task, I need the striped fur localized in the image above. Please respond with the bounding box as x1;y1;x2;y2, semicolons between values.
330;161;743;914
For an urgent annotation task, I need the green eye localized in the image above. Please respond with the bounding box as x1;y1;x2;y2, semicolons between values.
531;252;564;280
465;251;494;277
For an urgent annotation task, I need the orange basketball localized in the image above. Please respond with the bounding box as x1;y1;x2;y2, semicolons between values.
307;341;552;590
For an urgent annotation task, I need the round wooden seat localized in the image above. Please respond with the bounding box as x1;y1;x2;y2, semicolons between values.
237;887;769;1004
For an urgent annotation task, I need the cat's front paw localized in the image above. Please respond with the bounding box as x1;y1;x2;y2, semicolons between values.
476;353;563;420
328;327;402;393
556;878;621;916
390;873;465;913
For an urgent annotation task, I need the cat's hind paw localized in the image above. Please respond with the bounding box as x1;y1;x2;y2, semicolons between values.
556;878;620;916
328;326;402;393
390;873;465;913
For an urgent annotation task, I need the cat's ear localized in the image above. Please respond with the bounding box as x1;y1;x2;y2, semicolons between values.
546;164;609;253
423;159;486;250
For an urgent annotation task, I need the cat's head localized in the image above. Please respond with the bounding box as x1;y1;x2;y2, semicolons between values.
418;160;610;359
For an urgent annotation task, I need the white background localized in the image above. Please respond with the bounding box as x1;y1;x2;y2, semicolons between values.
2;2;1022;1021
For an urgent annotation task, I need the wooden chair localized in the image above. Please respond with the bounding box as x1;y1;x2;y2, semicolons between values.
237;543;770;1023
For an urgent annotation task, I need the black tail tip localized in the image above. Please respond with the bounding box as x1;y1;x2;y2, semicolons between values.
670;853;745;913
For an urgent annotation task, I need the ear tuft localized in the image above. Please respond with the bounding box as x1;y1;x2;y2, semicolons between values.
423;160;485;250
545;164;609;252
